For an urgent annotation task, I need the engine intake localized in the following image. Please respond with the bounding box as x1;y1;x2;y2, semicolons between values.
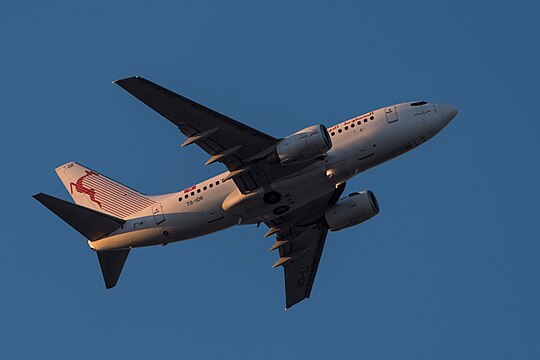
324;190;379;231
270;124;332;166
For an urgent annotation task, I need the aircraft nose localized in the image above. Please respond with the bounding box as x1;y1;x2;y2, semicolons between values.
439;104;458;124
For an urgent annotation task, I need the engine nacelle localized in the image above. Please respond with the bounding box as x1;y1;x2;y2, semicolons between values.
271;124;332;166
324;191;379;231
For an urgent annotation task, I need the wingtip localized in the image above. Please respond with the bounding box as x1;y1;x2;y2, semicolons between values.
112;75;141;85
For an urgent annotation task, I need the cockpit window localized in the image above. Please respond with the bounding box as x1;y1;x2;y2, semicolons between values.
410;101;428;106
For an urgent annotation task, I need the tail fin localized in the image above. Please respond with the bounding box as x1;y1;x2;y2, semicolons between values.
34;193;130;289
55;162;156;220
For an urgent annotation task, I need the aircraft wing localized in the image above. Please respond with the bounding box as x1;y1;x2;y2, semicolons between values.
114;76;282;193
267;183;346;309
273;226;329;309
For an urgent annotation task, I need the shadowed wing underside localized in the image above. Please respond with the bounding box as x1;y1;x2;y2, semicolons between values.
267;183;346;309
275;226;329;309
114;76;278;193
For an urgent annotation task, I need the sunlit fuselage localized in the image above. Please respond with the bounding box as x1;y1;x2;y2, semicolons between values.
89;101;457;251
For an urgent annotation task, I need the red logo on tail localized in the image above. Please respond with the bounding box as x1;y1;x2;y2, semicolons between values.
70;170;102;208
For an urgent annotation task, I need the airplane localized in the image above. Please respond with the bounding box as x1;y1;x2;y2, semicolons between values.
34;76;458;309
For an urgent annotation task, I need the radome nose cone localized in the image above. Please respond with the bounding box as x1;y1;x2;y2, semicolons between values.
439;104;458;123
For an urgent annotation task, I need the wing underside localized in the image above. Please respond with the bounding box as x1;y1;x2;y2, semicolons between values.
114;76;280;193
268;183;346;308
276;226;329;308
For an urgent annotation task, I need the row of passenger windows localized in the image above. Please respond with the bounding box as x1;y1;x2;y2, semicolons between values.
179;115;376;202
178;180;222;201
330;115;375;136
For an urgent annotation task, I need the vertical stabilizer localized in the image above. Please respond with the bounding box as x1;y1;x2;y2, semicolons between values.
55;162;156;220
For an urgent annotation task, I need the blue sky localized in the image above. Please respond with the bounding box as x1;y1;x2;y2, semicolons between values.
2;1;539;358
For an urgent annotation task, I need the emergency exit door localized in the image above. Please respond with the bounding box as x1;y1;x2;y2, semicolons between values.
385;106;398;123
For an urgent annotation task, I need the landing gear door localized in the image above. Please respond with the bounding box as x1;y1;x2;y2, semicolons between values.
152;203;165;225
385;106;398;123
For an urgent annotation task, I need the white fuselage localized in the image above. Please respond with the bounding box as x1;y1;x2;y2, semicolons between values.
89;101;456;251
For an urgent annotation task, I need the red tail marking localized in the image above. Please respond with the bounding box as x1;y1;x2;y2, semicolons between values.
70;170;102;208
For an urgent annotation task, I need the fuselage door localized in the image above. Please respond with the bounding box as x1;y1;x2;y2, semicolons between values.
385;106;398;123
152;203;165;225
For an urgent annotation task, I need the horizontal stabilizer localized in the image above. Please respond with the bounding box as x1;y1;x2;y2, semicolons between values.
33;193;125;241
97;249;130;289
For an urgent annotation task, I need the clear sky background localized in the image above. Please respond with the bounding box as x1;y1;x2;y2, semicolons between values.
1;1;539;358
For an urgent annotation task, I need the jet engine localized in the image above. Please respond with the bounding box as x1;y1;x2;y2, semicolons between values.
324;191;379;231
269;124;332;166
